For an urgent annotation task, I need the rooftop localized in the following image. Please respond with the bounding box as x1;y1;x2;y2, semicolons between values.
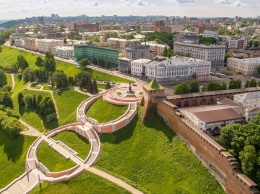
174;41;226;49
234;91;260;100
144;80;164;91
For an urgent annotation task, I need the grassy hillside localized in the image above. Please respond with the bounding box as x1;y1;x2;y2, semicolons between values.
0;46;128;82
86;98;128;123
31;171;130;194
0;132;36;189
97;107;225;194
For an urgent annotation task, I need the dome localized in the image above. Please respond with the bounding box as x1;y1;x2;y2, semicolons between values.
157;63;166;68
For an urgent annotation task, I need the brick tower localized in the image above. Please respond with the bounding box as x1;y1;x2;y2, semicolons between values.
141;80;164;122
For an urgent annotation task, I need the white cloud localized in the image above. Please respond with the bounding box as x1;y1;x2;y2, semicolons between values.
134;0;147;6
232;0;249;7
175;0;197;3
7;7;30;13
92;1;99;6
215;0;231;4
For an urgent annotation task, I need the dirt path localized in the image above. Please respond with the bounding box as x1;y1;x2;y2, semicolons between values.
10;74;15;93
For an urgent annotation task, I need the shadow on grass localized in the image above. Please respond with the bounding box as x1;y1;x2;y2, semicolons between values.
143;113;176;143
0;130;24;162
100;112;138;144
42;117;59;131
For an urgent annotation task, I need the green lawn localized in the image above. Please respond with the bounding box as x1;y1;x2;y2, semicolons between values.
0;46;128;82
37;141;76;172
0;131;36;189
97;83;106;89
53;131;90;160
11;76;52;132
6;73;12;86
86;98;128;123
97;107;224;194
53;90;88;127
31;171;130;194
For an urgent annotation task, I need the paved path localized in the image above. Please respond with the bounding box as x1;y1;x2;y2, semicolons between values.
10;74;15;93
74;86;94;97
1;169;40;194
26;84;59;119
88;167;143;194
19;119;42;137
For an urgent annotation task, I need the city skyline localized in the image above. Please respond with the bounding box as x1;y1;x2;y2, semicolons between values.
0;0;259;20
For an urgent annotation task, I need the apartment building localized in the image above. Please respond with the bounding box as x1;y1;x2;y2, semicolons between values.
141;41;169;56
52;46;74;59
107;38;140;50
203;30;219;41
14;39;24;48
227;57;260;75
144;56;211;82
125;45;150;60
38;39;63;53
174;41;225;70
118;58;132;73
24;38;38;51
74;23;100;32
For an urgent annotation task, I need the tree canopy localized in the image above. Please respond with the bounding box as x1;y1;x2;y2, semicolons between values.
0;70;7;88
79;58;91;68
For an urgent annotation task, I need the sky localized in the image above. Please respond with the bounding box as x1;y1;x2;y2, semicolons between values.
0;0;259;20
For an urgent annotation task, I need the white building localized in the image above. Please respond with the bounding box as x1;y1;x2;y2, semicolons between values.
38;39;63;53
227;57;260;75
141;41;169;56
144;56;211;82
52;46;74;59
14;39;24;48
203;30;219;41
179;105;245;132
131;59;152;77
174;41;226;70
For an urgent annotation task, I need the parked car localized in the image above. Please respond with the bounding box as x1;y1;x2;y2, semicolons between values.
132;83;137;86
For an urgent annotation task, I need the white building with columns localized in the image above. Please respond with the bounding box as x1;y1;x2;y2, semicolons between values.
143;56;211;82
174;41;225;70
131;59;152;77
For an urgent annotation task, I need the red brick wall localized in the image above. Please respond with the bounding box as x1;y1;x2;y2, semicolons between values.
156;99;259;194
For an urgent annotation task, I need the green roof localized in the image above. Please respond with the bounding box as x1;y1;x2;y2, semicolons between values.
144;80;164;91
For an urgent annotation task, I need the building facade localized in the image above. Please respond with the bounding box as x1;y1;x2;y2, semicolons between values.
227;57;260;75
131;59;152;77
24;38;38;51
38;39;63;53
52;46;74;59
118;58;132;73
141;42;169;56
203;30;219;41
125;45;150;60
174;41;225;70
14;39;24;48
74;23;100;32
74;45;119;68
144;56;211;82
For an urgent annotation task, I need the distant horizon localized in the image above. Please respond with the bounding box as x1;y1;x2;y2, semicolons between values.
0;0;259;20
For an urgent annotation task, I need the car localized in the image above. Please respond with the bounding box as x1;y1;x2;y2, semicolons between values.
229;77;233;79
112;82;116;84
103;81;107;83
132;83;137;86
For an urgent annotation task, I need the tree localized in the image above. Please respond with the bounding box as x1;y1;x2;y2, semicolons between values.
68;76;74;86
23;67;34;82
1;117;23;137
74;71;91;88
239;145;257;175
36;94;42;112
34;68;48;82
79;58;91;68
174;82;190;94
192;72;197;80
162;47;168;57
257;65;260;75
64;38;67;44
93;79;98;94
254;41;259;48
24;94;32;107
244;80;250;88
0;70;7;87
0;46;2;53
35;56;43;67
204;81;223;92
228;79;242;89
105;82;111;89
44;57;56;72
190;81;200;93
248;40;253;48
18;92;24;106
2;93;13;108
39;97;56;116
249;79;257;87
221;81;227;90
53;71;68;89
16;55;29;71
